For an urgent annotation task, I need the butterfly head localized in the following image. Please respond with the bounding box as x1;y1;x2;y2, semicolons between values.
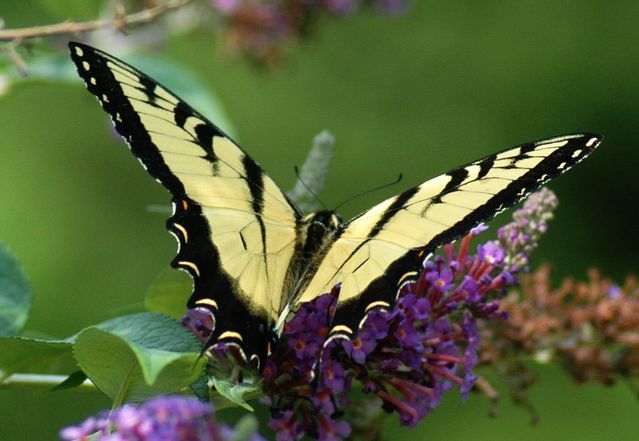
303;210;341;237
296;211;343;262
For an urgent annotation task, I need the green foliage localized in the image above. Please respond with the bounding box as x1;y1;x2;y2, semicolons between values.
73;312;206;401
0;248;208;401
36;0;103;20
189;373;211;401
211;377;259;412
145;268;192;320
0;336;73;378
0;245;31;336
233;415;263;441
51;370;88;391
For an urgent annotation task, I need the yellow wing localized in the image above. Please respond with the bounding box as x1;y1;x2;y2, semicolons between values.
296;134;601;333
69;42;300;365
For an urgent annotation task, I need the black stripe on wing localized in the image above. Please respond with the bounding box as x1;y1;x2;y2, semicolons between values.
69;42;272;367
169;197;271;366
69;42;224;196
331;133;602;329
242;154;269;272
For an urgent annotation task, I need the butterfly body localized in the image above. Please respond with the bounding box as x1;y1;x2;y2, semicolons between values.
284;211;342;295
69;42;601;369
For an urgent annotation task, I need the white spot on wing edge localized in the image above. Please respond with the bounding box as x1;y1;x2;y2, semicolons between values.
572;149;583;159
587;137;598;147
218;330;244;341
168;230;181;254
323;332;351;349
74;46;84;56
137;157;148;171
195;298;219;309
178;260;200;277
365;301;391;312
172;223;189;243
331;325;353;335
82;61;90;71
399;271;418;283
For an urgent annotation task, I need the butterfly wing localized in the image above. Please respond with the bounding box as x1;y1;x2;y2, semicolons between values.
69;42;301;365
296;134;601;334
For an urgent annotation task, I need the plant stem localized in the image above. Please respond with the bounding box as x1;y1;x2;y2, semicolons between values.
0;0;192;41
110;364;135;410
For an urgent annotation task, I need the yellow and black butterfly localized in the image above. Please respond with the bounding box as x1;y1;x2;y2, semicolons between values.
69;42;601;369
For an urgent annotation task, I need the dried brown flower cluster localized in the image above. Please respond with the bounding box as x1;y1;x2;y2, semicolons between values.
480;264;639;405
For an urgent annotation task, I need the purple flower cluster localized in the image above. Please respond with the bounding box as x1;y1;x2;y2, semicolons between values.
60;395;250;441
208;0;410;63
261;226;514;440
497;187;558;273
183;308;254;376
183;307;216;346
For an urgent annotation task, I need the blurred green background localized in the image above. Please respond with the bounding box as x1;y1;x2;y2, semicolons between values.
1;0;638;439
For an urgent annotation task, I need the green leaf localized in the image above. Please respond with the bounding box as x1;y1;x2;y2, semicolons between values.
73;312;206;401
0;336;74;379
211;377;259;411
51;370;88;391
0;245;32;336
189;374;210;402
145;268;192;319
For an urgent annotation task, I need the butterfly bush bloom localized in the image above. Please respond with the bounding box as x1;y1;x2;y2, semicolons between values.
60;395;264;441
497;187;558;273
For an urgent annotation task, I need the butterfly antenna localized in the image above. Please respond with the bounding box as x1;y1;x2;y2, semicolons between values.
334;173;403;212
294;165;328;211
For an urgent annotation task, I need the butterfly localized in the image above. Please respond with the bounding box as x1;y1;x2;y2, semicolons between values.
69;42;601;369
